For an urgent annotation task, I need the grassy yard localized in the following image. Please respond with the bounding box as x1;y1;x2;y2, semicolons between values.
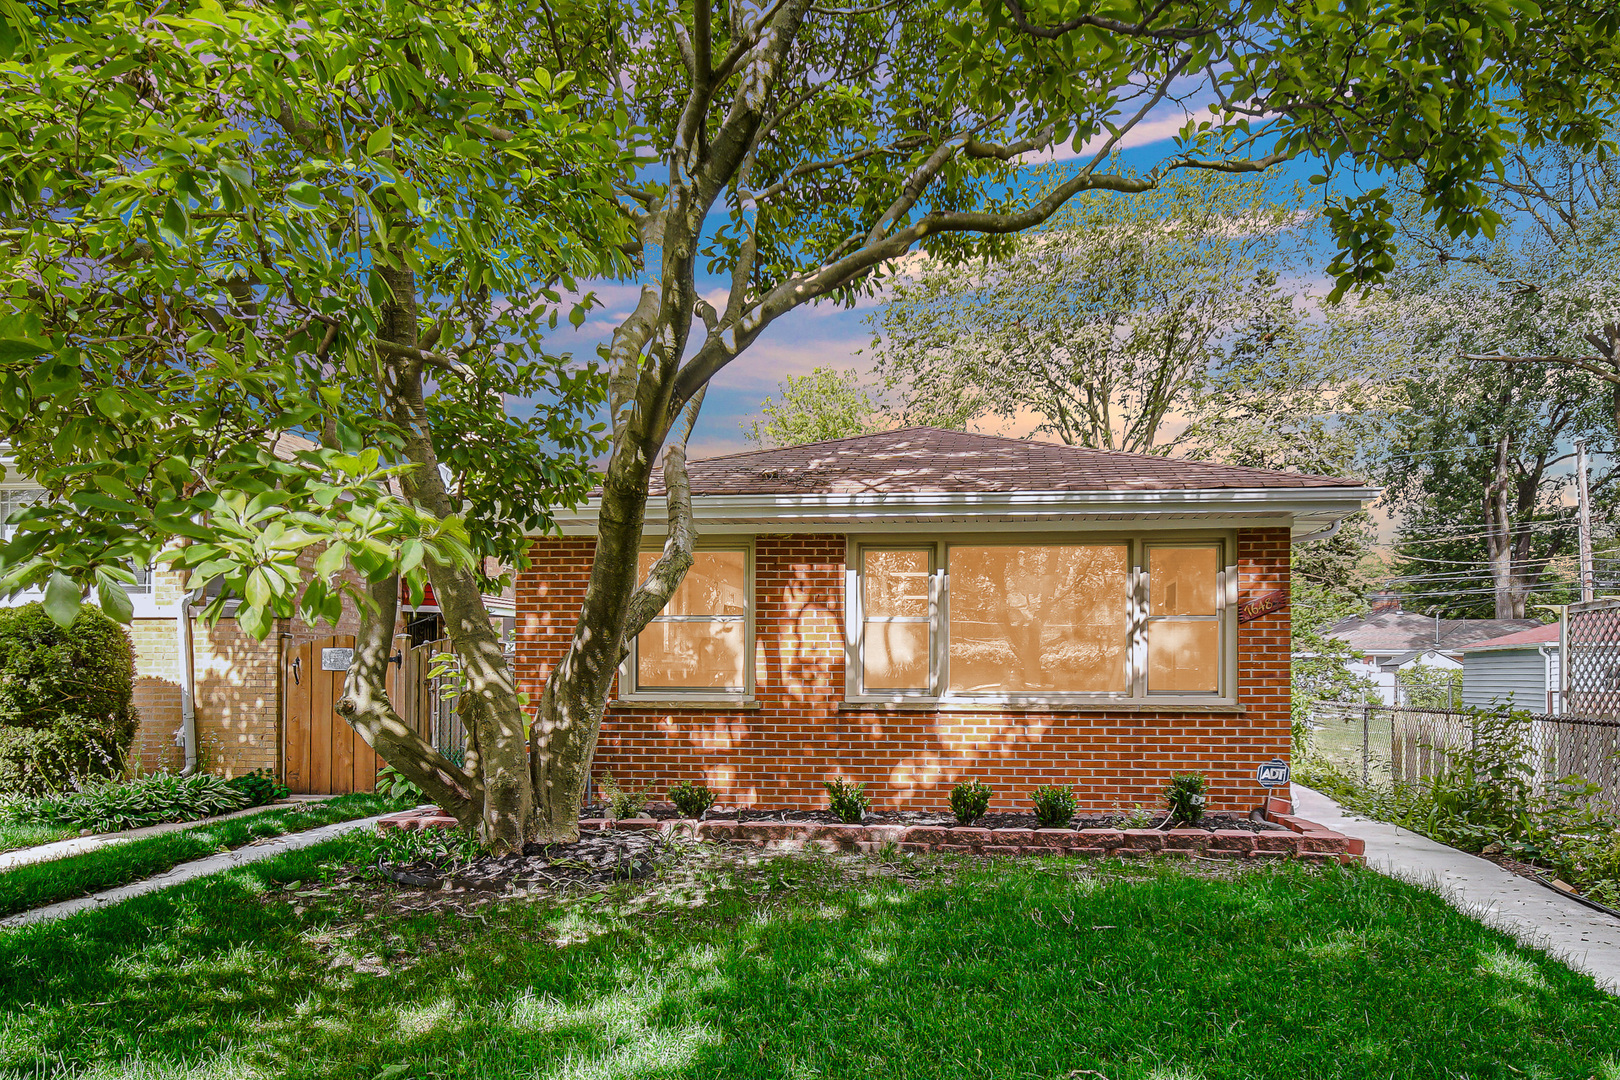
0;821;77;856
0;793;395;917
1;838;1617;1080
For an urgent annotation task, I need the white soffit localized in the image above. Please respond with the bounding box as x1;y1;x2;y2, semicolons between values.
548;487;1377;539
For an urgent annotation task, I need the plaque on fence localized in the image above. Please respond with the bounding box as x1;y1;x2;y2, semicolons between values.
321;647;354;671
1256;758;1290;788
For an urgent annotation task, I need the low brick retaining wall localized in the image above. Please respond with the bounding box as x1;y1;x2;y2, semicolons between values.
380;807;1364;864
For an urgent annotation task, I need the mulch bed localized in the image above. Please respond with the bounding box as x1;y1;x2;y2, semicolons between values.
377;829;665;894
586;804;1284;833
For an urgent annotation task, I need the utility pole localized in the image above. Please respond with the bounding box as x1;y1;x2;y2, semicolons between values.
1576;439;1595;603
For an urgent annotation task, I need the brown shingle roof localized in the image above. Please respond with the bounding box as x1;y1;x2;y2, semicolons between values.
651;427;1365;497
1325;612;1541;654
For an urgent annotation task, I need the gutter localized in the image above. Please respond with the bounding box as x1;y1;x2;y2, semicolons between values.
175;590;199;776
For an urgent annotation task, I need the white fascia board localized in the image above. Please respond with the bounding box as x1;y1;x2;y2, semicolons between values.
547;485;1378;538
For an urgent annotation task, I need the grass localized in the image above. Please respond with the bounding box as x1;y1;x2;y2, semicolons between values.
0;793;396;917
0;820;76;855
1;840;1618;1079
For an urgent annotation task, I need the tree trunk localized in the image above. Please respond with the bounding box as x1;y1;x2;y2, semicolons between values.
335;575;480;827
1483;433;1520;619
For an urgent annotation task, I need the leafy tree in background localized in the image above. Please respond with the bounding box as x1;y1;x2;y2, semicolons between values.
741;367;885;447
4;0;1619;845
868;174;1298;451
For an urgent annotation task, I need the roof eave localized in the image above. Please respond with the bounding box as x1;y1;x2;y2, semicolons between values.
542;485;1378;538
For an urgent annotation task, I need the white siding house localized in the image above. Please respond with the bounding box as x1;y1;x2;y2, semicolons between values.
1458;624;1560;713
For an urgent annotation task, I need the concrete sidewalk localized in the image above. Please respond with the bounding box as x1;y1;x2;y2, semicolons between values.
0;798;332;873
1295;784;1620;994
0;813;384;931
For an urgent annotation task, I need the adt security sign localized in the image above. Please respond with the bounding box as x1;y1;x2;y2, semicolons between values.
1256;758;1290;789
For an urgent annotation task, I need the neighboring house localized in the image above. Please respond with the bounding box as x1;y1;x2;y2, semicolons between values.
1324;596;1538;707
1457;623;1561;713
515;428;1375;813
1;443;509;793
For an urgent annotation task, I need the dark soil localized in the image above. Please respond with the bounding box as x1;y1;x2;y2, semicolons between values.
582;803;1284;833
378;829;665;894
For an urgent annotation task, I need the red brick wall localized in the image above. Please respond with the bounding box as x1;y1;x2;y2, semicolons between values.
515;529;1293;814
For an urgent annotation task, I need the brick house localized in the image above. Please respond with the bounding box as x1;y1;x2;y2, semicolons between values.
515;428;1373;814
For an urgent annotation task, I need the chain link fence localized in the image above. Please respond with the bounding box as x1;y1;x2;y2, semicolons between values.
1305;703;1620;812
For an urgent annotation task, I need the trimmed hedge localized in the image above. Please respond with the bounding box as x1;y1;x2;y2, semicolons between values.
0;602;139;795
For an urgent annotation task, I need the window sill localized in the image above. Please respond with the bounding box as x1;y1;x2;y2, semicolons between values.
839;700;1246;714
613;698;761;711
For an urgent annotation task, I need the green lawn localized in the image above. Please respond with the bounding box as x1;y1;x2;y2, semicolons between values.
0;793;394;917
0;821;77;855
1;839;1617;1079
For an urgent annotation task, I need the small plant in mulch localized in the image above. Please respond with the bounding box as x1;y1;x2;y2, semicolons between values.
1116;804;1156;829
949;780;992;825
668;780;716;819
1030;785;1076;828
823;777;871;823
1163;773;1209;826
599;773;649;821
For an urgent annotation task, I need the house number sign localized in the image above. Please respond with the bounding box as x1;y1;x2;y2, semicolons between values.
1238;589;1288;623
321;647;354;672
1256;758;1290;789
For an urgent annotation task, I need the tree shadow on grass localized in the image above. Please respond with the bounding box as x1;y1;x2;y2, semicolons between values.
1;848;1618;1080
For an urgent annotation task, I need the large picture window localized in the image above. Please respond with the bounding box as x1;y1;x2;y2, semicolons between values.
849;537;1230;703
629;549;750;696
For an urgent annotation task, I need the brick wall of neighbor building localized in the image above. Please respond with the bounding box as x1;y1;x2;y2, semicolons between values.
126;550;377;778
515;528;1293;814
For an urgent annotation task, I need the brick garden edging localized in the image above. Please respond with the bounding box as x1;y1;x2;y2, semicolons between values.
378;807;1365;864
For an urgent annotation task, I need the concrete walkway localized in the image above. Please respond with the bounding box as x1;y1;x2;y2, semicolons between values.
0;813;385;931
0;798;332;873
1295;784;1620;994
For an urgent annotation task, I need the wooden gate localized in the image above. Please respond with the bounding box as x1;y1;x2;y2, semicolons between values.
284;634;433;795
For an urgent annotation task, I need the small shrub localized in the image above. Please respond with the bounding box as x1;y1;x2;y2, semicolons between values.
376;765;426;806
1117;804;1156;829
0;603;139;795
599;772;648;820
823;776;871;823
1;772;249;832
949;779;992;825
1164;773;1208;825
1030;784;1076;828
668;780;716;819
225;768;289;807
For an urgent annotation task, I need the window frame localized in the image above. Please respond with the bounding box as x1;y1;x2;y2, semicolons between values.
844;532;1237;707
619;541;755;703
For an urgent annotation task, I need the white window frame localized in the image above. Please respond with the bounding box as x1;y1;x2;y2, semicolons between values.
618;542;755;703
845;532;1237;707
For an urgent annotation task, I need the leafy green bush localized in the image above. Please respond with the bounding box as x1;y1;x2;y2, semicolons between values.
1550;832;1620;908
824;776;871;823
0;603;139;795
599;772;648;820
1163;773;1208;826
668;780;716;819
225;768;289;807
949;779;991;825
376;764;425;805
1;772;249;832
1030;785;1075;828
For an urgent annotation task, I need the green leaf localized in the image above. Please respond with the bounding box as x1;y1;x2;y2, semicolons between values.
0;338;50;362
285;181;322;210
43;572;81;628
96;575;135;623
366;124;393;154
